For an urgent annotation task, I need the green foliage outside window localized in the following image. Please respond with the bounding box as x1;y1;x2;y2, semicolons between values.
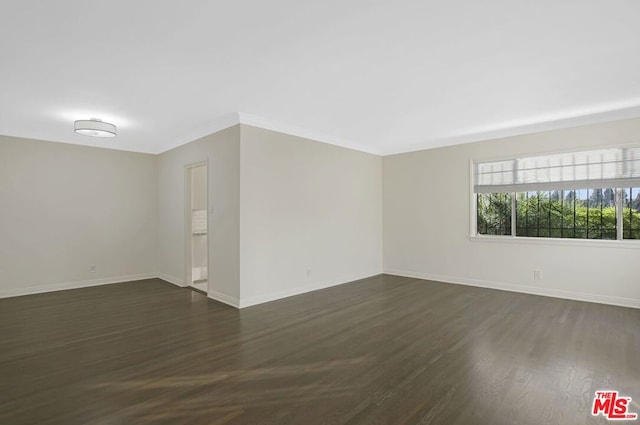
477;193;511;235
477;188;640;240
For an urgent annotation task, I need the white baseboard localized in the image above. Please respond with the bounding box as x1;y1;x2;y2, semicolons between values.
238;271;381;309
192;267;207;282
157;273;185;287
0;273;157;299
207;290;240;308
384;268;640;310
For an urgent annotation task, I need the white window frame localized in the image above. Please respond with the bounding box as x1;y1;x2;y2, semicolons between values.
469;149;640;248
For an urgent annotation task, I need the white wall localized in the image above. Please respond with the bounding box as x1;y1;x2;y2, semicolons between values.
6;117;639;309
0;135;157;297
239;125;383;307
191;165;207;211
383;117;640;308
157;125;240;303
156;124;382;307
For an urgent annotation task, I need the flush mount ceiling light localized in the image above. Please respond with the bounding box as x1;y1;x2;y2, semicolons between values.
74;118;117;138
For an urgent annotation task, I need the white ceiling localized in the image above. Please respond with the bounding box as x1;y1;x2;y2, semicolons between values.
1;0;640;155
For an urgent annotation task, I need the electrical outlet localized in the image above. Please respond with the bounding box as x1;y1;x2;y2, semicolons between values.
533;270;542;280
90;264;96;273
306;269;311;278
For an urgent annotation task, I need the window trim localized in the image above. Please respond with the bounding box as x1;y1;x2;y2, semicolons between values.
616;188;623;240
469;155;640;245
469;233;640;249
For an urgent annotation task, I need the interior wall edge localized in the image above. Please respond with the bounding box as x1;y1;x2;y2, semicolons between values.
157;273;185;288
207;290;241;309
237;271;383;309
0;273;157;299
383;269;640;310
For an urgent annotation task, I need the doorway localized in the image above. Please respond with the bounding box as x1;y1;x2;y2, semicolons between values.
186;163;208;293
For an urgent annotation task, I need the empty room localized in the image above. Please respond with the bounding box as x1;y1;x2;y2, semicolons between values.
1;1;639;424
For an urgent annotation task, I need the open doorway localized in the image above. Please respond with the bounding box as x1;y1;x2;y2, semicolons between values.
186;163;208;294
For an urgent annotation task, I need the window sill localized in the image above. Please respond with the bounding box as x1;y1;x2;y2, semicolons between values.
468;234;640;249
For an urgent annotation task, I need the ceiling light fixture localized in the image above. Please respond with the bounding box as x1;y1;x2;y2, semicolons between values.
74;118;117;138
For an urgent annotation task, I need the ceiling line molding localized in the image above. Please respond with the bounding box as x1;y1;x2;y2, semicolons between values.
237;112;382;155
380;104;640;156
160;111;383;155
160;104;640;157
159;112;242;154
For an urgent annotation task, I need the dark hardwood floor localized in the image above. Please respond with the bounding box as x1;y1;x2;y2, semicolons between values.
1;275;638;425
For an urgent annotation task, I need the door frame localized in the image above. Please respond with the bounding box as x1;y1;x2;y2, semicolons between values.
184;160;209;291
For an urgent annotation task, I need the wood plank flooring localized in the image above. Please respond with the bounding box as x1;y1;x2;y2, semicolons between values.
1;275;639;425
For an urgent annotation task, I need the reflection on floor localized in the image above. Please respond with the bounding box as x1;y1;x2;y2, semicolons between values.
190;280;207;293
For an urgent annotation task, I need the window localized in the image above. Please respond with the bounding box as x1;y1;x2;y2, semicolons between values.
473;146;640;241
623;187;640;239
477;193;511;235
